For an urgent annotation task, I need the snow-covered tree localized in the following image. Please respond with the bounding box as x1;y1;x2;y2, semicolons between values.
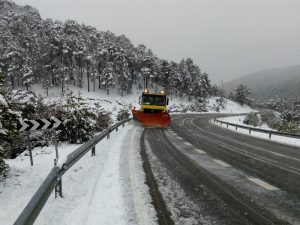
235;84;252;106
102;62;114;95
0;73;21;176
0;0;213;100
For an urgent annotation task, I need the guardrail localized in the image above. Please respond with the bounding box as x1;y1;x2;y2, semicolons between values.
14;118;131;225
214;117;300;139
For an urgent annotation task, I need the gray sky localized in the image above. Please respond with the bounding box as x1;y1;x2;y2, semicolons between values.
14;0;300;84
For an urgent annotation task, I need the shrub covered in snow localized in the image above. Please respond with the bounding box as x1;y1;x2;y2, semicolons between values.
59;92;112;144
210;97;226;112
243;113;261;127
0;74;21;176
93;102;112;132
260;111;280;129
278;111;300;134
116;106;130;121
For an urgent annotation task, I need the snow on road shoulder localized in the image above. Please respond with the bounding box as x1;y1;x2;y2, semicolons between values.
119;125;157;225
1;122;156;225
0;143;80;225
213;116;300;148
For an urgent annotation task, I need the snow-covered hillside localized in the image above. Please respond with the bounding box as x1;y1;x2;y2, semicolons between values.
30;83;253;119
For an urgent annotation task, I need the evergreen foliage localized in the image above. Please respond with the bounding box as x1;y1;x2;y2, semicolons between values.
116;106;130;121
0;1;211;100
243;113;261;127
60;92;111;143
0;72;21;176
260;111;280;129
278;110;300;134
234;84;252;106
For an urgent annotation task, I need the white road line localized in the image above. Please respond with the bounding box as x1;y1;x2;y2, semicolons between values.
248;177;279;191
177;137;183;140
195;149;206;154
213;159;231;167
184;142;192;146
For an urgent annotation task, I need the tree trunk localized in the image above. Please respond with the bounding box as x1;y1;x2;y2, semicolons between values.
61;79;64;94
10;74;14;89
93;78;95;92
98;62;101;89
87;62;90;92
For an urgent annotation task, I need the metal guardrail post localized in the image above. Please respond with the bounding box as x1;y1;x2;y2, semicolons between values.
27;132;33;166
91;146;96;156
55;178;62;198
107;128;111;139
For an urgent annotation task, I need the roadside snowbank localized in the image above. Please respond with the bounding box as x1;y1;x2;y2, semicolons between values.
213;116;300;147
1;123;155;225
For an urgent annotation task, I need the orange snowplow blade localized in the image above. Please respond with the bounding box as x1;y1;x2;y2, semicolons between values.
132;109;171;128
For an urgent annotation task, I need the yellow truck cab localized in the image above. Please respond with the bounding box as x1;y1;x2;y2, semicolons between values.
140;89;169;114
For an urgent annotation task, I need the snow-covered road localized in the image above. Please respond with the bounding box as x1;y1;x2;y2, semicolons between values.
1;122;156;225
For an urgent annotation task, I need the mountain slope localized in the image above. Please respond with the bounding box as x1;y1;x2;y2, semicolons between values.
224;64;300;98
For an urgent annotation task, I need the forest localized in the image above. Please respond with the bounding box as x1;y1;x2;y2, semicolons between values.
0;0;211;99
0;0;212;176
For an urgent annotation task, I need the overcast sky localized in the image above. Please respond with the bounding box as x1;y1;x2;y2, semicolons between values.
13;0;300;84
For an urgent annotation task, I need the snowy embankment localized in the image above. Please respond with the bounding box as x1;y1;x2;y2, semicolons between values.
213;115;300;147
0;123;156;225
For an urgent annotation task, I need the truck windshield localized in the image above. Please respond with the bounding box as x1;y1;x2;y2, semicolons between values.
142;95;166;106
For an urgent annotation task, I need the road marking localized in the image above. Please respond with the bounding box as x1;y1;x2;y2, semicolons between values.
195;149;206;154
248;177;279;191
177;136;183;140
184;142;192;146
213;159;231;167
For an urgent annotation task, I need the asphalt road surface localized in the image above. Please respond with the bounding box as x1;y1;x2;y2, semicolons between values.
142;114;300;225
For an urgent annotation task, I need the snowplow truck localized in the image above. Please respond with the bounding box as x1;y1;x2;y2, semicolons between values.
132;89;171;128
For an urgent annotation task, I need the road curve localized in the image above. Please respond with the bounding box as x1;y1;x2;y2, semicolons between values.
142;113;300;225
171;114;300;197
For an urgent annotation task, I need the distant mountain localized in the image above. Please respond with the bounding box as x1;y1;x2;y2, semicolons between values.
224;64;300;98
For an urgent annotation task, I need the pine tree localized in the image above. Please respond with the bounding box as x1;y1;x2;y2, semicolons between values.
235;84;252;106
102;62;114;95
0;72;21;176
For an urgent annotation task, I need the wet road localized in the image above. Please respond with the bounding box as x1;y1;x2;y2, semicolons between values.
143;114;300;225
